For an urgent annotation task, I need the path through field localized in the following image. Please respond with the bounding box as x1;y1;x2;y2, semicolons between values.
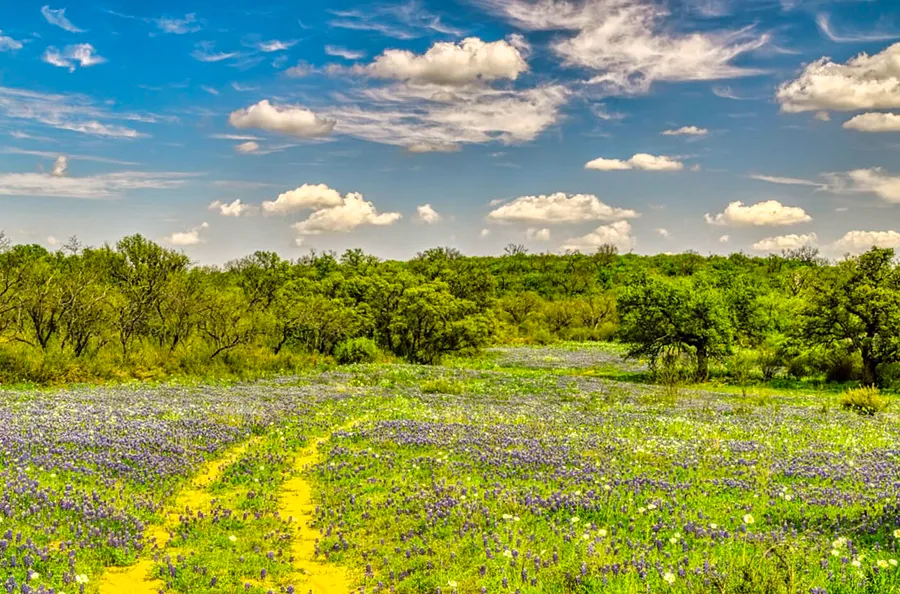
97;431;349;593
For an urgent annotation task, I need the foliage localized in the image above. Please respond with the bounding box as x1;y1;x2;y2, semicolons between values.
840;386;889;415
333;337;380;365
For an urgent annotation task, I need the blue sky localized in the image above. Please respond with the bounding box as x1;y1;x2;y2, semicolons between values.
1;0;899;262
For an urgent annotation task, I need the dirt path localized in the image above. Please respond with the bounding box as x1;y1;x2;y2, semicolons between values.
279;433;354;593
97;438;259;594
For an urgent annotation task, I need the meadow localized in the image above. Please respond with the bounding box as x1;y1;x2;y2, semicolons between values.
2;344;899;594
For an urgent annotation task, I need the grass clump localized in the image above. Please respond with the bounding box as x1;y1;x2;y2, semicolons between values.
419;377;466;395
840;386;889;415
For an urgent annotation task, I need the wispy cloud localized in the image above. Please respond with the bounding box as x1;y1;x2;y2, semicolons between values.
42;44;106;72
0;85;157;139
329;1;464;40
192;42;240;63
41;6;84;33
0;169;196;199
0;31;23;52
155;13;203;34
256;39;297;52
816;13;900;43
3;148;138;166
325;45;366;60
747;173;827;188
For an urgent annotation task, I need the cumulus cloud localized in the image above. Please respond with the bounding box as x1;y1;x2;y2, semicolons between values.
359;37;528;86
43;44;106;72
839;168;900;203
41;6;84;33
235;141;260;154
777;43;900;113
833;230;900;253
487;192;639;224
208;199;251;217
526;227;551;241
752;233;818;252
292;193;401;239
167;222;208;246
480;228;491;237
656;228;670;238
843;112;900;133
0;169;194;199
229;100;335;139
416;204;442;224
662;126;708;136
719;234;730;243
585;153;685;171
705;200;812;227
262;184;345;214
483;0;767;95
51;155;68;177
561;220;635;252
0;31;23;52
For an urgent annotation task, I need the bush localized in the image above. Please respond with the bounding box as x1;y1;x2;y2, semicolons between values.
334;338;380;365
824;350;862;383
420;377;465;395
840;386;889;416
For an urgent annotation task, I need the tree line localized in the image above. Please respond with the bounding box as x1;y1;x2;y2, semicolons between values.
0;232;898;388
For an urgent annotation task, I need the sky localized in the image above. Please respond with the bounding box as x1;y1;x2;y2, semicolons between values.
1;0;900;263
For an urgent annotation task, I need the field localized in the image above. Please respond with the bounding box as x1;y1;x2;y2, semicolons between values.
2;344;900;593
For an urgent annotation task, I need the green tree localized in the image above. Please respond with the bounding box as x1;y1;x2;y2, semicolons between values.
800;247;900;387
618;274;734;381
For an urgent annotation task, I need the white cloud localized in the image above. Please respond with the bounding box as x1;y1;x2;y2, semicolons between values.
323;84;567;149
656;228;670;238
561;220;635;252
748;174;826;188
407;142;461;153
262;184;344;214
752;233;818;252
201;86;219;96
0;31;23;52
416;203;442;224
0;169;194;199
191;42;239;63
839;168;900;203
41;6;84;33
815;13;900;44
229;100;335;139
210;134;261;141
47;236;59;246
235;141;260;154
488;192;639;224
843;112;900;133
526;227;551;241
231;82;259;92
292;193;402;237
3;148;138;165
483;0;767;95
208;199;251;217
51;155;68;177
257;39;297;52
705;200;812;227
359;37;528;86
585;153;685;171
42;44;107;72
167;222;208;246
155;13;202;34
325;45;366;60
719;234;730;243
480;228;491;237
662;126;708;136
833;230;900;253
328;3;464;40
777;43;900;112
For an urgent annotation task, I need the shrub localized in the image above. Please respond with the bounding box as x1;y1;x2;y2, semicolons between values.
840;386;889;416
824;350;862;383
334;338;380;365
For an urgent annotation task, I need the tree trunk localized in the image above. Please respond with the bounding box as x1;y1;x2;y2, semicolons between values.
861;347;879;387
696;347;710;382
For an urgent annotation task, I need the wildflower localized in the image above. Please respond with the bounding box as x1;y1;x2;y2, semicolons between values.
663;571;676;584
598;529;607;537
647;503;657;510
29;572;40;581
833;537;848;549
669;537;678;545
571;516;580;523
831;549;840;557
229;535;238;543
878;560;889;569
74;574;89;584
448;581;458;588
852;559;862;568
583;533;590;540
502;514;513;520
503;550;512;558
710;523;718;530
743;514;755;525
891;560;898;567
894;529;900;539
